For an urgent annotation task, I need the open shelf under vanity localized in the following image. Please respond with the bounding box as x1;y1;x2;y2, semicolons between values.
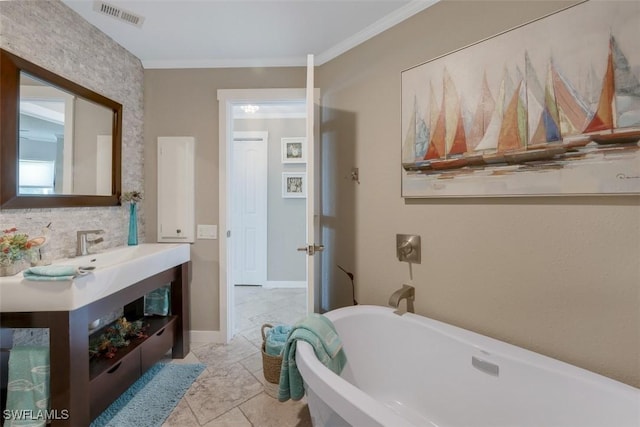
88;314;177;419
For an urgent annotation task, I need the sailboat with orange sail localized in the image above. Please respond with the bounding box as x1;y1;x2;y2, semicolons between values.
582;35;640;144
422;69;490;170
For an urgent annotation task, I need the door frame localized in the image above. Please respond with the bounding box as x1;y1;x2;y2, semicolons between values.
218;88;320;343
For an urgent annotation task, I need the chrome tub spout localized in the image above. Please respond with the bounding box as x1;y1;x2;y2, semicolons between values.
388;284;415;314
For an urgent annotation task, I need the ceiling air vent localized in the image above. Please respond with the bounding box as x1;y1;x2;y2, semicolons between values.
92;1;145;28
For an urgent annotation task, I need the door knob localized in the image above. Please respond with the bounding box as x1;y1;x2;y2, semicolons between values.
297;244;325;255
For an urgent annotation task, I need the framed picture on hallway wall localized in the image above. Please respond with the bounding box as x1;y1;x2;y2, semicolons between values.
281;137;307;163
282;172;306;198
400;0;640;198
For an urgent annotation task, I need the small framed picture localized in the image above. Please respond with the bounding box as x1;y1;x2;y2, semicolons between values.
282;172;306;198
281;137;307;163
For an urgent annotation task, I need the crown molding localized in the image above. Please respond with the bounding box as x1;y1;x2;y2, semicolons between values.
315;0;440;65
142;56;306;69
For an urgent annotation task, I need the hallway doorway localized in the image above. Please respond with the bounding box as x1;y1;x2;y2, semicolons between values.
222;94;310;340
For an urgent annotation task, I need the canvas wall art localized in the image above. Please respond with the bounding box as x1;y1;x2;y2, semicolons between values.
401;0;640;197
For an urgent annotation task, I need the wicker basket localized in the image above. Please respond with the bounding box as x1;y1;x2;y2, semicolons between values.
261;323;283;384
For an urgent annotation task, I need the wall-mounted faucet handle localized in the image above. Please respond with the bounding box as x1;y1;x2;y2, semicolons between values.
396;234;421;264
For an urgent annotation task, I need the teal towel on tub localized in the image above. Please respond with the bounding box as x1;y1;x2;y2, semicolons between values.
277;313;346;402
5;346;50;427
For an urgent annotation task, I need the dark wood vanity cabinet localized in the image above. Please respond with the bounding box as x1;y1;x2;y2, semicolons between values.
0;261;190;426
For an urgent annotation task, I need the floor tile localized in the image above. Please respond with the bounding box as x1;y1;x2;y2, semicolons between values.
185;363;262;424
202;408;251;427
191;336;258;369
162;399;198;427
165;285;308;426
239;352;262;374
239;393;312;427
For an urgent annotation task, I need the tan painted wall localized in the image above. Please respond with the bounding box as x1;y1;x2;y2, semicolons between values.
316;0;639;387
143;68;306;332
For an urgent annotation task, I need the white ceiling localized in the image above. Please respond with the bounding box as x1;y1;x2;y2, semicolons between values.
61;0;438;69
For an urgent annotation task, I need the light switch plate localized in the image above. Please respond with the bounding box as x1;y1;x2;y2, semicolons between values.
197;224;217;239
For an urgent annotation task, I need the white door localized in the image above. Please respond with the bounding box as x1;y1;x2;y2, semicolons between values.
302;54;323;313
232;131;268;286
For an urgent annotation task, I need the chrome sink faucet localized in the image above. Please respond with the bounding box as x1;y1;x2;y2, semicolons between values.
76;230;104;256
389;284;415;314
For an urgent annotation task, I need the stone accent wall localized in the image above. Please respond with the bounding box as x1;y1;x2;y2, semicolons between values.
0;0;145;259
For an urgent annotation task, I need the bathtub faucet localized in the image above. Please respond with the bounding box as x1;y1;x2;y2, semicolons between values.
388;284;415;314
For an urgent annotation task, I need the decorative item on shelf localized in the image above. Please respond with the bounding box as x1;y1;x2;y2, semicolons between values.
0;228;44;276
121;191;143;246
144;285;170;316
89;317;149;359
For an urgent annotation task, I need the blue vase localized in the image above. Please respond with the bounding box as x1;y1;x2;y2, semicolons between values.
128;203;138;246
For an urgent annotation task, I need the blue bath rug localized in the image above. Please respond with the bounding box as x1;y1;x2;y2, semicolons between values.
90;363;206;427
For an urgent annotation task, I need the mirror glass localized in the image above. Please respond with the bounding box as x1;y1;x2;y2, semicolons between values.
19;73;113;196
1;48;122;209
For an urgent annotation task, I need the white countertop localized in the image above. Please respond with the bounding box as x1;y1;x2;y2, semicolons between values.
0;243;190;312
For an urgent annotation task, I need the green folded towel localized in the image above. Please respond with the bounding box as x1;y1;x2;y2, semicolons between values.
265;325;292;356
23;265;91;281
278;314;346;402
144;285;170;315
5;346;50;427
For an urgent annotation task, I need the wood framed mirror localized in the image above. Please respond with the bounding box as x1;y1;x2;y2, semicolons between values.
0;48;122;209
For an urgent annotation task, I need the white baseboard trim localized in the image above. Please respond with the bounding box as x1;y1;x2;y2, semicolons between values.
264;280;306;289
190;330;225;344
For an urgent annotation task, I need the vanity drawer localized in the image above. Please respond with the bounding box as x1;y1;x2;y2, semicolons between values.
140;317;176;372
90;347;141;419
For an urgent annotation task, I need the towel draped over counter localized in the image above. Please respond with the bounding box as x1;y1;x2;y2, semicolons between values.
22;265;92;281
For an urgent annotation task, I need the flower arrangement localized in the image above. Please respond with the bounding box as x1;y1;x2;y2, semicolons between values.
0;228;35;266
121;191;143;204
89;317;148;359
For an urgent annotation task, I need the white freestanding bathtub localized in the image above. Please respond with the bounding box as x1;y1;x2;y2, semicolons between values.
296;305;640;427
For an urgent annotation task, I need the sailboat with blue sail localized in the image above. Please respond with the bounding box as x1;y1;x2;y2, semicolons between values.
401;96;430;171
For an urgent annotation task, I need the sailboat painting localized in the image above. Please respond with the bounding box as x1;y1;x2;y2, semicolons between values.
401;0;640;197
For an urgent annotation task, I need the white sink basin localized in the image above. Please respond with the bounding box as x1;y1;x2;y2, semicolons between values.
0;243;190;312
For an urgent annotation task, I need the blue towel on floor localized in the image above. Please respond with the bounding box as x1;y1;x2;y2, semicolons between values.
23;265;91;281
5;346;50;427
278;314;346;402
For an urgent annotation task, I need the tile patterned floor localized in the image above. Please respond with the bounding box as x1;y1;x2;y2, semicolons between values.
162;286;310;427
